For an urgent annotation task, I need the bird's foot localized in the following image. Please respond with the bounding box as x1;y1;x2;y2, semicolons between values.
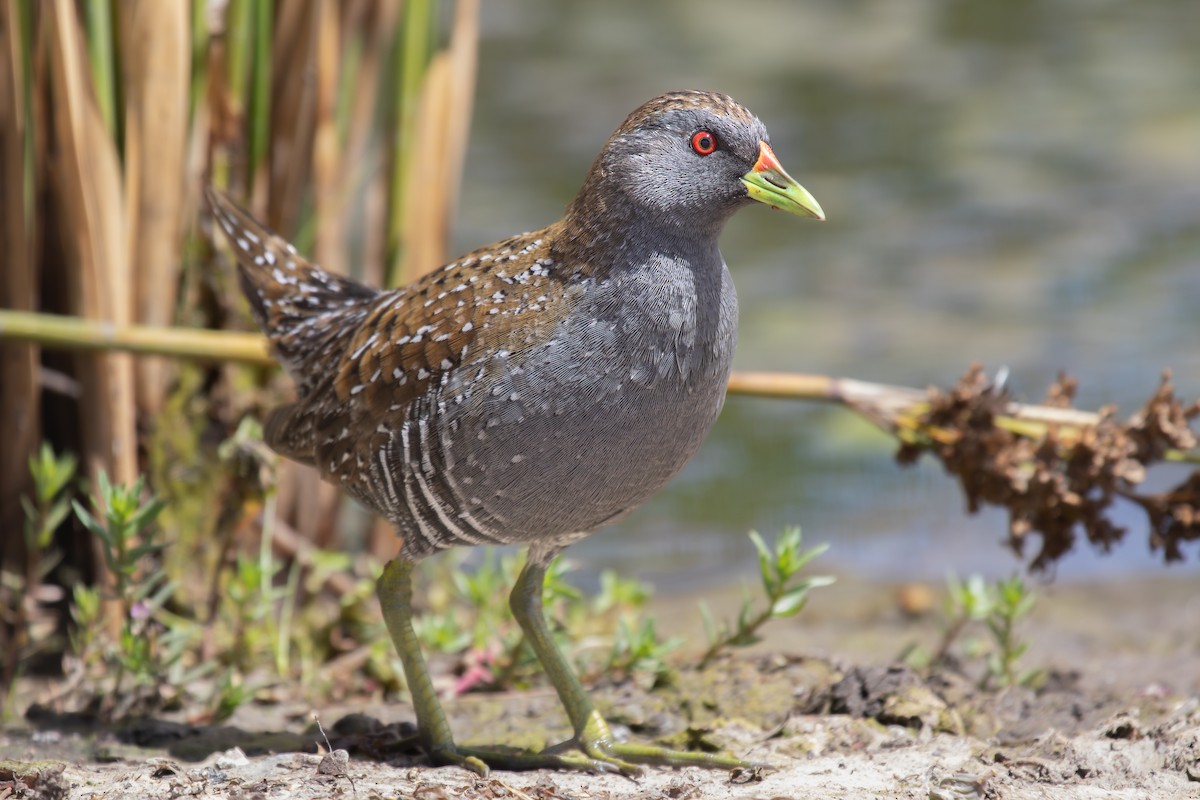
496;709;762;777
423;741;636;777
424;731;758;778
542;736;758;776
441;744;639;777
425;742;491;777
420;729;638;778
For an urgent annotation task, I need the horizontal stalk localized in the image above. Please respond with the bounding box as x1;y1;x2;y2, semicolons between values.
0;310;271;365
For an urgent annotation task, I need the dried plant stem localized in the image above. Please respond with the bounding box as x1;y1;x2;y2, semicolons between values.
82;0;117;139
0;0;38;549
399;0;478;279
385;0;437;286
123;0;190;415
46;0;138;495
728;371;1114;446
0;310;271;365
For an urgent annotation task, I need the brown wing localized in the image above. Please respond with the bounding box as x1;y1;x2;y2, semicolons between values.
211;186;573;506
311;231;565;501
334;275;476;414
331;231;555;412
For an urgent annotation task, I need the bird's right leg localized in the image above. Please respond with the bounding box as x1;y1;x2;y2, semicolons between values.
376;558;490;776
379;557;642;775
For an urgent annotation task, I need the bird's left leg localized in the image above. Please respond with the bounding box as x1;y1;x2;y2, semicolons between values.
506;544;758;774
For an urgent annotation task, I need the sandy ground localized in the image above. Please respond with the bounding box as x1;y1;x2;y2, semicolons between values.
4;574;1199;799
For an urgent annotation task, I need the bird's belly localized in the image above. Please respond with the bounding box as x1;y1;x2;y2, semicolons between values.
458;368;729;540
376;361;731;558
382;263;738;557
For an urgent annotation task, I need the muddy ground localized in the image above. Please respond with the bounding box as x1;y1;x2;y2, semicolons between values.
4;573;1199;799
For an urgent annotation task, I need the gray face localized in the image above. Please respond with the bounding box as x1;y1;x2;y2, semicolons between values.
599;106;770;235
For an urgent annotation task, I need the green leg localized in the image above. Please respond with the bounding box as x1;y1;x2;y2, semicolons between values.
508;554;757;774
378;558;607;776
377;559;490;775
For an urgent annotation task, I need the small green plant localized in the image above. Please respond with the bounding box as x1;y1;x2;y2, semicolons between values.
592;568;652;615
452;549;530;652
984;574;1039;688
226;552;284;671
582;568;676;684
606;616;683;687
413;548;526;686
210;669;253;723
932;573;1040;688
2;445;78;710
22;444;79;553
73;473;169;612
71;472;200;715
697;527;833;668
927;573;991;668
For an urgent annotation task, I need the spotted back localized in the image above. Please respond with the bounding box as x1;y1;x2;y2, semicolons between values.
207;189;577;509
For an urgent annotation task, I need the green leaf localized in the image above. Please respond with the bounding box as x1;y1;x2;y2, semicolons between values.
961;575;992;620
789;540;830;573
97;470;113;503
697;601;717;645
770;575;834;618
773;526;802;578
130;497;167;532
43;500;72;538
72;585;101;624
770;588;810;618
72;499;109;542
33;550;64;582
141;576;176;614
126;542;167;563
748;530;776;594
736;592;755;631
1018;668;1043;688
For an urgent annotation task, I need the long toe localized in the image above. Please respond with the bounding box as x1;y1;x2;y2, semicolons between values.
428;744;491;777
547;730;759;774
451;745;641;777
427;739;755;776
597;741;767;771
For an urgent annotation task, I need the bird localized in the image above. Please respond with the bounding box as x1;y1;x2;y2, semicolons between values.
207;89;823;776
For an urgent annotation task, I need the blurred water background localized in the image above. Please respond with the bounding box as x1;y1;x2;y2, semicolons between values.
451;0;1200;589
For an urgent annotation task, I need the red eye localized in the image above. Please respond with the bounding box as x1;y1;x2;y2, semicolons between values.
690;130;717;156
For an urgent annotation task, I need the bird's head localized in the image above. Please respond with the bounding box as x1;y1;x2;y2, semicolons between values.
575;90;824;239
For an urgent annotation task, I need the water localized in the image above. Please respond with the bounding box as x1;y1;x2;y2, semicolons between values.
452;0;1200;588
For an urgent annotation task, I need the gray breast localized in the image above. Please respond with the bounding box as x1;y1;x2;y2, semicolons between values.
381;253;738;558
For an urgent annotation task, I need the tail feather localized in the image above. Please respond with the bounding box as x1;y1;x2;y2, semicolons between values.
206;189;378;388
